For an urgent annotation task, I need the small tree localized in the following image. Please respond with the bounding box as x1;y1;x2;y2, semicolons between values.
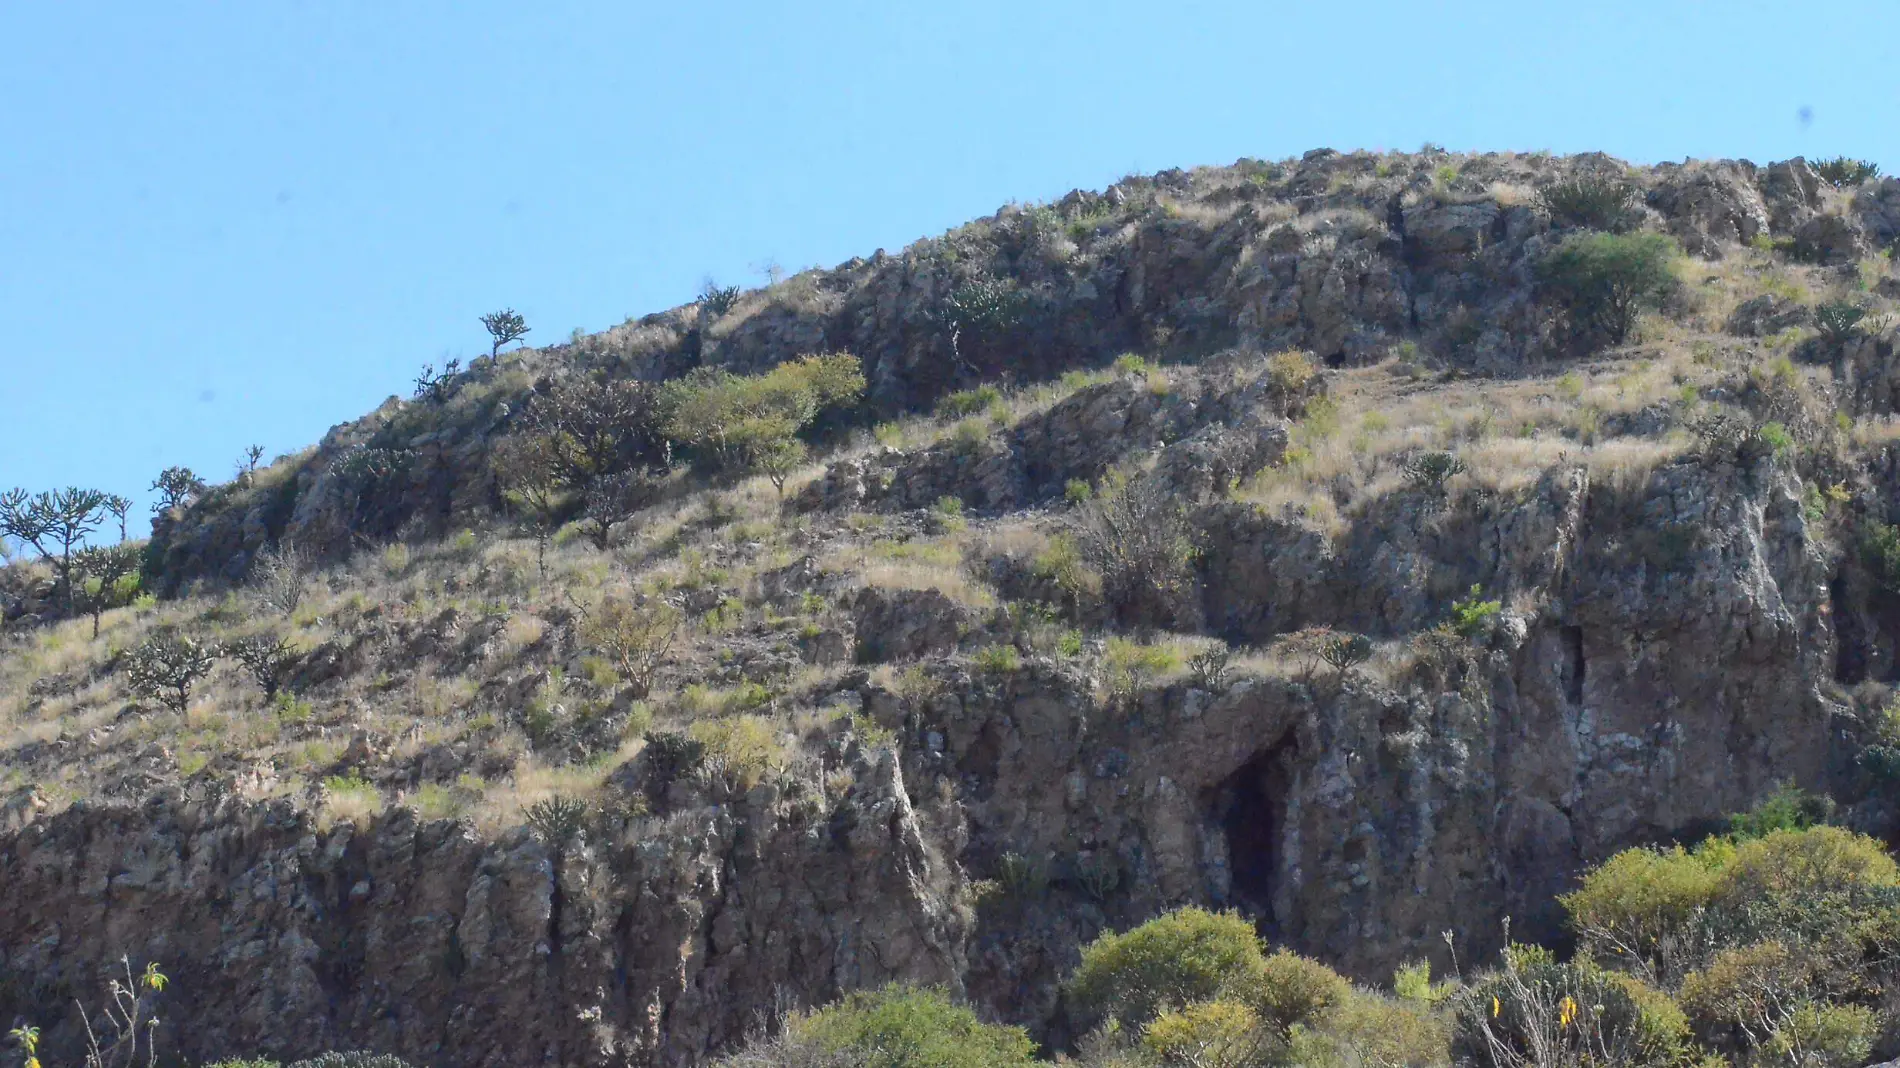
150;467;206;514
224;633;299;698
1;486;111;618
577;469;658;551
1536;231;1681;349
480;308;531;357
1404;450;1469;510
73;543;143;638
491;435;567;575
126;632;216;713
756;436;806;502
102;494;133;541
580;595;682;697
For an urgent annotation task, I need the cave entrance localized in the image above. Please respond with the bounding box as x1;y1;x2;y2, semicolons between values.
1215;738;1295;939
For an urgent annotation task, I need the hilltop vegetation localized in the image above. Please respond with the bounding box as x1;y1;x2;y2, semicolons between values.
6;147;1900;1067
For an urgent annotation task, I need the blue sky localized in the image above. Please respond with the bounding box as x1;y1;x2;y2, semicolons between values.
4;1;1896;535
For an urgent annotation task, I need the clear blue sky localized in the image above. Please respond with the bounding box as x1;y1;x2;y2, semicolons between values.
4;1;1895;535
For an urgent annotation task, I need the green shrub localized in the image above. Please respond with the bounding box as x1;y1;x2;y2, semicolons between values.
1562;844;1726;978
937;385;1004;421
1536;173;1640;231
1067;907;1268;1030
1402;451;1468;505
789;985;1036;1068
1864;522;1900;592
125;631;217;713
1103;637;1182;697
688;714;785;790
1141;999;1267;1068
1536;231;1681;348
1264;350;1319;396
1290;991;1451;1068
1727;783;1835;841
1718;825;1898;904
973;644;1022;674
1449;584;1501;640
1815;157;1881;188
1252;950;1350;1036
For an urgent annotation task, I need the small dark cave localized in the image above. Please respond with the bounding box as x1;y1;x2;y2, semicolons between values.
1214;739;1296;941
1832;572;1869;685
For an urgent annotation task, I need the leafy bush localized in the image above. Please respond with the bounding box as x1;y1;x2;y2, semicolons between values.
1536;173;1640;231
1264;350;1318;396
1726;783;1835;841
1814;157;1881;188
973;644;1022;674
688;714;785;790
1188;645;1232;690
642;730;706;794
661;353;865;478
525;794;590;845
1561;844;1725;980
1535;231;1681;348
224;633;299;698
1252;950;1350;1036
1449;585;1502;640
1067;907;1268;1030
1288;989;1450;1068
1103;637;1182;698
1718;825;1898;903
1141;999;1267;1068
784;985;1036;1068
937;385;1005;421
1866;522;1900;593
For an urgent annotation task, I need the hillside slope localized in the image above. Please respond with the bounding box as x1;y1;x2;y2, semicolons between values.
6;148;1900;1067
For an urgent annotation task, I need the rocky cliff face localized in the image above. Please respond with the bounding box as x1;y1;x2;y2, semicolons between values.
6;456;1884;1065
138;149;1900;591
7;148;1900;1066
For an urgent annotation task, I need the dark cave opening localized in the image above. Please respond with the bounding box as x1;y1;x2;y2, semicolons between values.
1216;739;1296;940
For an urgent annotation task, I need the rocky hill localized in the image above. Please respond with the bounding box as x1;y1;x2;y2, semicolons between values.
5;147;1900;1068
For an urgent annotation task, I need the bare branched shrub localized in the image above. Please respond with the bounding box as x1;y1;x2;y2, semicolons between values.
224;634;299;698
1071;475;1198;629
249;542;309;615
580;596;682;698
